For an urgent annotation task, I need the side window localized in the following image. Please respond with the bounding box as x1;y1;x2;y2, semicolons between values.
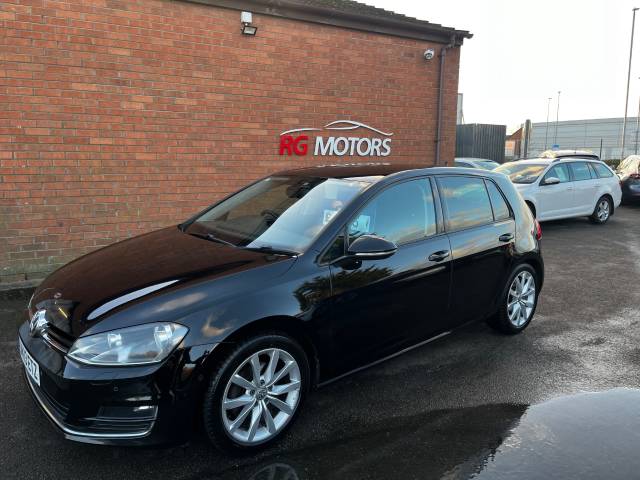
542;164;570;183
485;180;511;221
348;179;436;246
592;163;613;178
439;176;494;231
569;162;592;181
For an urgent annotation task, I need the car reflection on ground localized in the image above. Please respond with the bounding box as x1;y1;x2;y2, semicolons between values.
200;389;640;480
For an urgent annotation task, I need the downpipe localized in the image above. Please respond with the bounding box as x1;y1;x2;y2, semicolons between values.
435;35;457;166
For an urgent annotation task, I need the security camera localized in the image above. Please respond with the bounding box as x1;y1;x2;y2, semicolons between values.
424;48;435;61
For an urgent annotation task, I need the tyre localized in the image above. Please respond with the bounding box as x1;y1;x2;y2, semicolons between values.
202;333;309;452
487;264;539;334
589;196;612;224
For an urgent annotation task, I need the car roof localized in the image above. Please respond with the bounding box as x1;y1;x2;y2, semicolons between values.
539;149;599;160
505;157;603;166
455;157;498;163
275;162;504;180
503;158;553;165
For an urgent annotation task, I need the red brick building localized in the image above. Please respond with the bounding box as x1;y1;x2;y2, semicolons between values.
0;0;470;285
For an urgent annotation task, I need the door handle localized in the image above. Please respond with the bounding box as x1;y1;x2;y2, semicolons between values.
499;233;514;242
428;250;450;262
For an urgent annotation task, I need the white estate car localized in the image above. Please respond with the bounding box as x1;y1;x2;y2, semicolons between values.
495;158;622;224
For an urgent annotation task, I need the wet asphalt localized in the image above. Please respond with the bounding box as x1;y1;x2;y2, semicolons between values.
1;204;639;480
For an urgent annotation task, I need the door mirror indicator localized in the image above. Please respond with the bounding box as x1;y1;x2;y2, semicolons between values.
542;176;561;186
347;235;398;260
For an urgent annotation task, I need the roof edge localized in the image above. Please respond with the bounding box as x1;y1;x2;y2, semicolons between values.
180;0;472;45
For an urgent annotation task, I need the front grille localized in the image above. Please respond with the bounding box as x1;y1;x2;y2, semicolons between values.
42;324;74;353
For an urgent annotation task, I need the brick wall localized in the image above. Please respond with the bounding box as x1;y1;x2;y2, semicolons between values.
0;0;461;284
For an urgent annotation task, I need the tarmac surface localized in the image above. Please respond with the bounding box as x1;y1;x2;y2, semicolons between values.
1;204;639;479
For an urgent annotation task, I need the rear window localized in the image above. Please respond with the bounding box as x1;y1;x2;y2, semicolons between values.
485;180;511;221
439;176;494;231
593;163;613;178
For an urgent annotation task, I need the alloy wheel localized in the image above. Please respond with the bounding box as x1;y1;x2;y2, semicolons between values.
507;270;536;327
221;348;301;445
596;200;610;222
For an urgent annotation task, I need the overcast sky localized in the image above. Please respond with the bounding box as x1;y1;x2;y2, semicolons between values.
365;0;639;132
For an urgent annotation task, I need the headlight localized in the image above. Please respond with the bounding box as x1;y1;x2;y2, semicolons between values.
67;322;188;366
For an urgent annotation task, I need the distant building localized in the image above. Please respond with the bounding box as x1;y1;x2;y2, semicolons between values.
526;117;640;160
505;127;523;161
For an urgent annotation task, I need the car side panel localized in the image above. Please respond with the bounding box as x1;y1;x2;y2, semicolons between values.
536;182;575;220
447;220;515;325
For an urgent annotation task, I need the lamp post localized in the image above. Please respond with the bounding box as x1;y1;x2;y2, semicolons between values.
622;7;639;158
554;91;561;146
544;97;552;150
636;77;640;155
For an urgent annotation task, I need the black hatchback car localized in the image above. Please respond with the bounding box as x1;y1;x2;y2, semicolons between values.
18;164;543;451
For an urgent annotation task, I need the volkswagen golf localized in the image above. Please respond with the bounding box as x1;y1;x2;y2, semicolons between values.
18;164;544;451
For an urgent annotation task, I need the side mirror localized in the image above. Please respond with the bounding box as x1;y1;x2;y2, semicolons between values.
542;176;560;186
347;235;398;260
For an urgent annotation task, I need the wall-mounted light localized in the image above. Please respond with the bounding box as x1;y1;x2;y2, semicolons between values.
241;11;257;36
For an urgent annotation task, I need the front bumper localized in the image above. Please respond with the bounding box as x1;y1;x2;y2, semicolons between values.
18;322;216;446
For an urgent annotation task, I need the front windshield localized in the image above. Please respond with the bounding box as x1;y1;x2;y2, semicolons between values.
185;176;375;253
495;163;548;184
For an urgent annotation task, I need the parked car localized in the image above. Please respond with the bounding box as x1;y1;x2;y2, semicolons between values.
495;157;621;223
455;157;501;170
18;164;544;451
617;155;640;203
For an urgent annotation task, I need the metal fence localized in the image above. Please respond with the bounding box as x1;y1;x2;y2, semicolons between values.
455;124;507;163
527;117;640;160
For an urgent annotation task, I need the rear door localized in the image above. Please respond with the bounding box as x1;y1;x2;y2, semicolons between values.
568;161;599;214
537;163;573;219
437;175;515;326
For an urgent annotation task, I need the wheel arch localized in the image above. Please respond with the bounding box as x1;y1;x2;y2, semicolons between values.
200;315;321;389
490;256;544;315
596;192;615;216
521;256;544;289
524;199;537;218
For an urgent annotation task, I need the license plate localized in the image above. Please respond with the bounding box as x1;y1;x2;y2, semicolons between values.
19;338;40;386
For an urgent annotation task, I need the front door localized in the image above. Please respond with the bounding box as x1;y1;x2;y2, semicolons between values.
537;163;574;220
326;178;452;377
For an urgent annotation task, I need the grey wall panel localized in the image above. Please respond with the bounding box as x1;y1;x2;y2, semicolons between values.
456;124;506;163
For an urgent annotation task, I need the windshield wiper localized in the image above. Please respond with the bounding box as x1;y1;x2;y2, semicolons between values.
187;231;237;248
243;245;299;256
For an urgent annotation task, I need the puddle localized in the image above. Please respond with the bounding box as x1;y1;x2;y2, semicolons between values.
201;389;640;480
